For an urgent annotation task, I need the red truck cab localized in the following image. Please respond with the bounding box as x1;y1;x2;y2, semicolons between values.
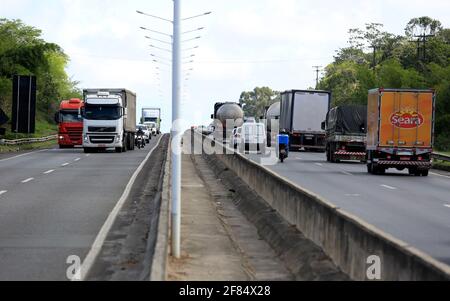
55;98;84;148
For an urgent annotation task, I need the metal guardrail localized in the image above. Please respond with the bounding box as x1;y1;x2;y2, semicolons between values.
432;153;450;162
0;135;57;146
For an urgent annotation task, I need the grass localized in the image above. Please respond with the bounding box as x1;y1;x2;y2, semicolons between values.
2;110;57;140
0;110;57;154
0;139;56;154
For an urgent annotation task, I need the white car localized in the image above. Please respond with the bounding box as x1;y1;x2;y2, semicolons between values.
136;124;151;143
145;122;158;136
231;123;266;153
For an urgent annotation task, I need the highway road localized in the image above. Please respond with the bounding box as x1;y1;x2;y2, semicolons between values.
0;137;162;280
245;150;450;266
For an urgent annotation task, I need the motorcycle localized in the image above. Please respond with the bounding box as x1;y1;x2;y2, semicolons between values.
135;131;146;149
278;133;290;163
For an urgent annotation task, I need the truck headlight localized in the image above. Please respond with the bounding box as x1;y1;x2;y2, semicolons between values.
116;135;121;142
59;136;64;140
84;135;89;142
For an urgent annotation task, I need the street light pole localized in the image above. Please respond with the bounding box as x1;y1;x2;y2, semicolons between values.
171;0;182;259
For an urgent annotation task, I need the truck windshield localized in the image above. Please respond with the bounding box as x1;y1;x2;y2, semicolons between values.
84;105;122;120
144;117;158;123
60;110;82;123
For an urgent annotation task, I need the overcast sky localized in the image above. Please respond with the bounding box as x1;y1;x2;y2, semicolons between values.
2;0;449;131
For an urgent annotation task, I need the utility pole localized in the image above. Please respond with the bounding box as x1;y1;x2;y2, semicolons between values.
171;0;182;259
413;33;435;63
313;66;322;88
369;45;377;72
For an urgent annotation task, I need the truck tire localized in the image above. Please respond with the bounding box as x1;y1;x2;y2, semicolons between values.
421;170;429;177
116;147;123;153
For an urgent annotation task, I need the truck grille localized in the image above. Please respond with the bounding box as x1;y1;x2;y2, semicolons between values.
89;136;115;144
67;128;82;142
88;127;116;133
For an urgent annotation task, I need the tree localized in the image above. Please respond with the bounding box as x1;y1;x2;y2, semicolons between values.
0;18;81;126
239;87;280;119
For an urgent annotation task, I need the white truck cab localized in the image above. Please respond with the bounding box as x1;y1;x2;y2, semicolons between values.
82;89;136;153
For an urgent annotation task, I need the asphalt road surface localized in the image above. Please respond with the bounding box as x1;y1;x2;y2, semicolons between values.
245;149;450;266
0;136;162;280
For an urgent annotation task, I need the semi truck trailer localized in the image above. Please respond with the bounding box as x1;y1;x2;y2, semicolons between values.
366;88;435;176
82;89;137;153
323;105;367;162
280;90;331;151
141;108;161;135
55;98;84;148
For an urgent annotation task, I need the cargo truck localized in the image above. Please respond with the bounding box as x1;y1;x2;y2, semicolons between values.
366;88;435;176
141;108;161;135
323;105;367;163
55;98;84;148
280;90;331;151
82;89;136;153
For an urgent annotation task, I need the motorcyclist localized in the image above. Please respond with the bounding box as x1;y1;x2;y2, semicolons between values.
136;127;146;148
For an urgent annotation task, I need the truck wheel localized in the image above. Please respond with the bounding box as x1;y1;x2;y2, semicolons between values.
421;170;429;177
116;147;123;153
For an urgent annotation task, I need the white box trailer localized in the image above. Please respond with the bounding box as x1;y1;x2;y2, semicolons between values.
280;90;331;151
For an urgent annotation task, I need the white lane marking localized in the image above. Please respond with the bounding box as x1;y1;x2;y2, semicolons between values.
345;194;361;197
444;204;450;209
0;190;7;196
315;163;323;167
381;184;397;190
0;149;47;163
430;172;450;179
61;163;70;167
79;135;164;281
43;169;55;175
74;158;81;162
85;154;90;157
341;171;353;176
296;157;302;160
21;178;34;183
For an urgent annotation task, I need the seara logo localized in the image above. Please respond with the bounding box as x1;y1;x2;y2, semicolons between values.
390;110;424;129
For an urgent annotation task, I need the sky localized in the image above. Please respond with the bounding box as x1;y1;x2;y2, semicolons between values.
1;0;449;132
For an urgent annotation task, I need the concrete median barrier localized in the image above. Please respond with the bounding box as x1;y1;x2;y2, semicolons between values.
193;131;450;281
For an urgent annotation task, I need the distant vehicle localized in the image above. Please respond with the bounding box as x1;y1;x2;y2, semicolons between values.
280;90;331;151
136;124;151;143
146;122;157;136
366;88;435;176
323;105;367;163
54;98;84;148
135;127;146;149
197;125;211;135
261;102;280;147
142;108;161;135
231;123;266;153
82;89;136;153
244;117;256;123
211;102;244;142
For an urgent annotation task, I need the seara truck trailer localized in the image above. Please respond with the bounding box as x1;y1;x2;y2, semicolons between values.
366;88;435;176
280;90;331;151
82;89;137;153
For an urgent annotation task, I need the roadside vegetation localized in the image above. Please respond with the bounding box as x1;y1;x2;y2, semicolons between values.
0;18;81;141
239;17;449;152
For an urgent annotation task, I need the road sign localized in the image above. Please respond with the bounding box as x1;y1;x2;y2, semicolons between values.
11;75;37;134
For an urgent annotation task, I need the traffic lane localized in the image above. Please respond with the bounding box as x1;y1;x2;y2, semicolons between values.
0;147;88;190
0;138;161;280
245;150;450;265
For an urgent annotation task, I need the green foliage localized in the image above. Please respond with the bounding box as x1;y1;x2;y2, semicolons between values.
0;18;81;132
239;87;280;119
318;16;450;150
